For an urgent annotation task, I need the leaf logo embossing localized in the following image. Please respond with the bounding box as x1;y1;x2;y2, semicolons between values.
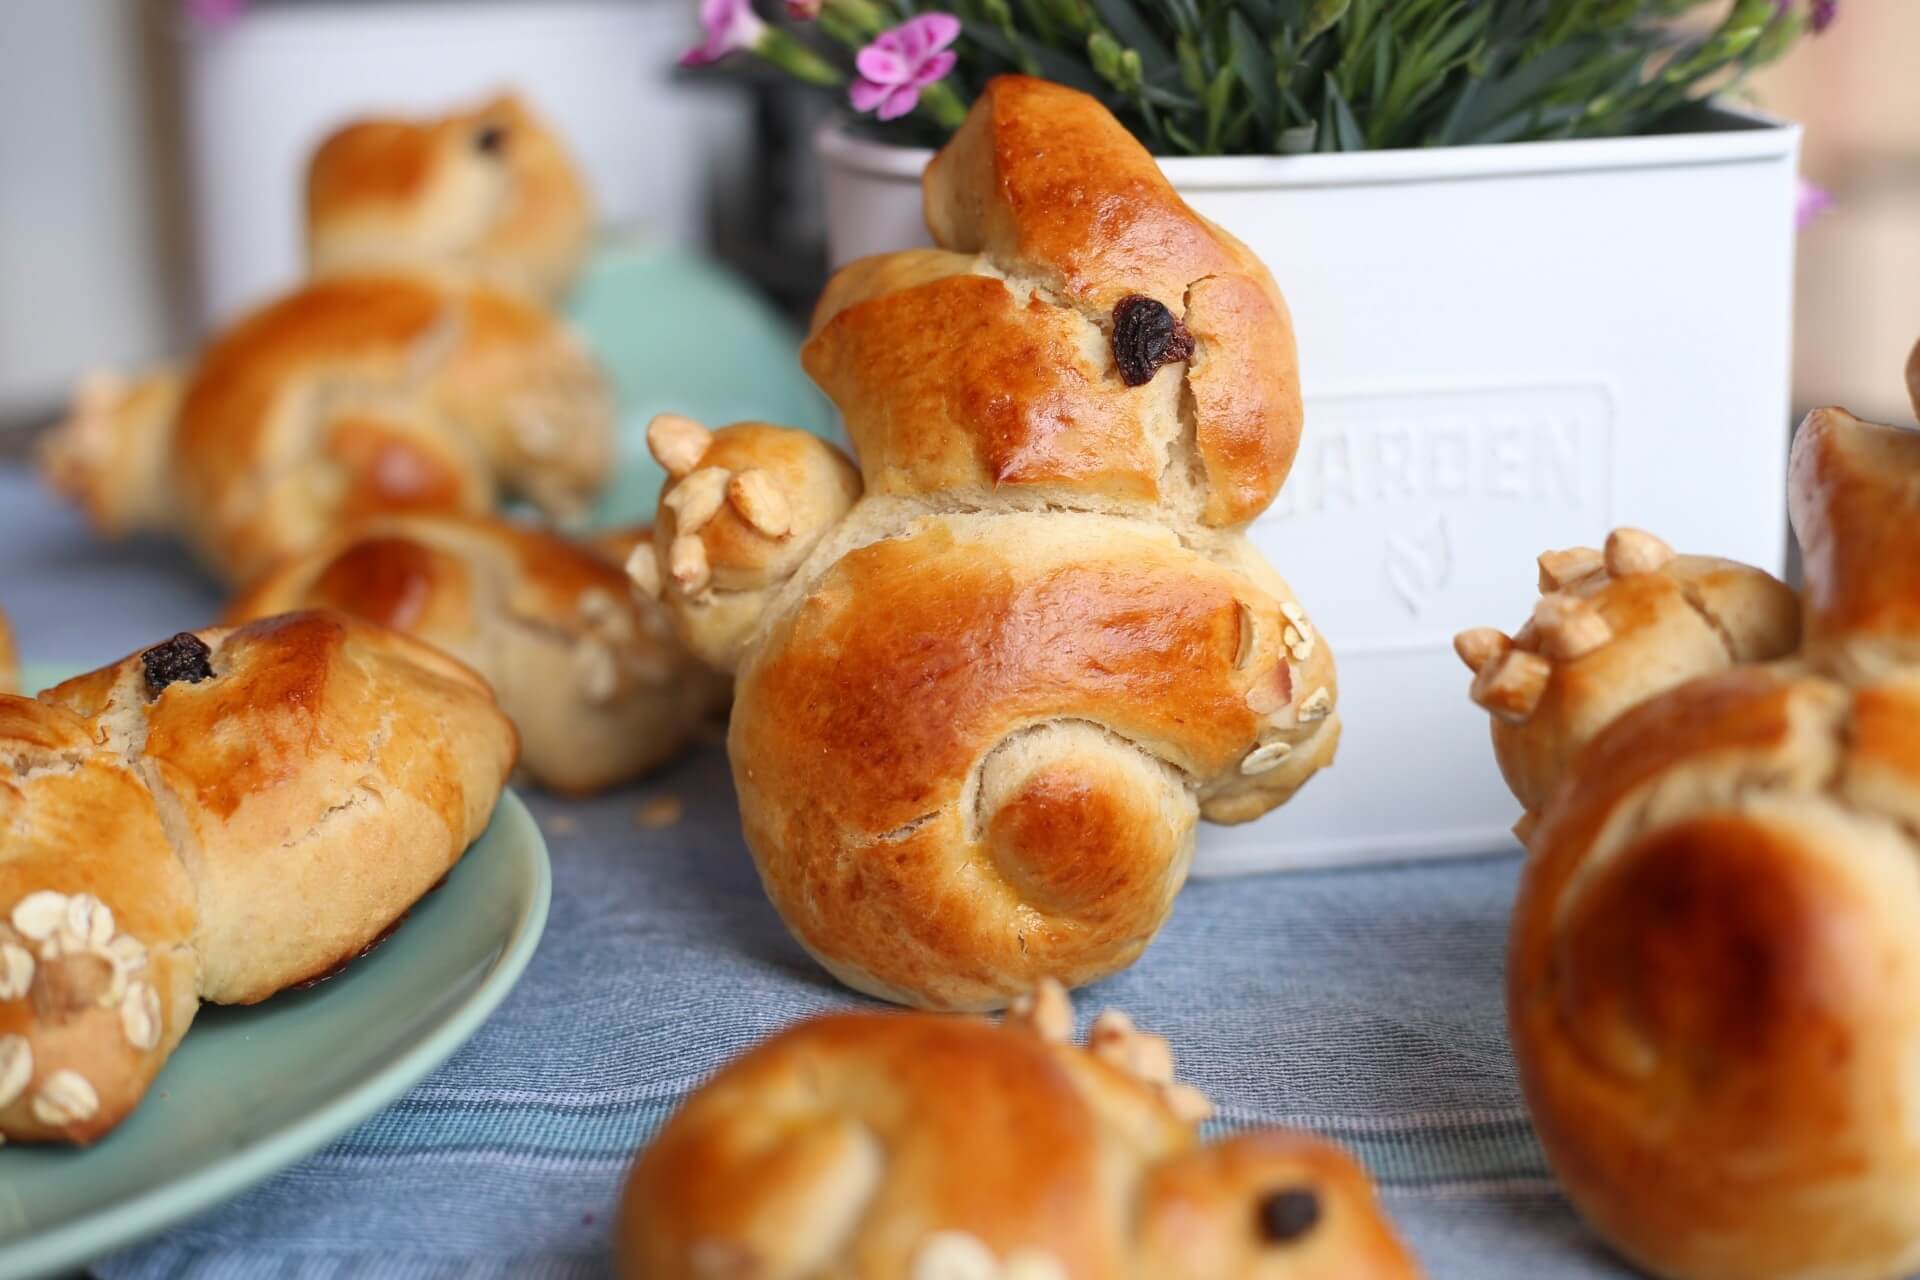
1385;517;1453;616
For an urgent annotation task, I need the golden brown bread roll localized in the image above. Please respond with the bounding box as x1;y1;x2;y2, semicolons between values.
1908;337;1920;422
1510;663;1920;1280
0;612;514;1143
40;272;613;583
1453;526;1800;842
1787;406;1920;680
226;515;724;794
1504;374;1920;1278
306;92;592;303
618;985;1419;1279
632;80;1336;1011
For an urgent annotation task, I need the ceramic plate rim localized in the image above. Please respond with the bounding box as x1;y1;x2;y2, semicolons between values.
3;664;552;1279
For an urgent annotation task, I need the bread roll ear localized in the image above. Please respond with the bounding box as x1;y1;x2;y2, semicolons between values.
1906;336;1920;423
1789;406;1920;678
822;74;1301;529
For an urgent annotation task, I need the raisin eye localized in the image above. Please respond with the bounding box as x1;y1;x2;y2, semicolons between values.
141;633;214;696
1256;1186;1321;1244
1111;294;1195;387
474;124;508;155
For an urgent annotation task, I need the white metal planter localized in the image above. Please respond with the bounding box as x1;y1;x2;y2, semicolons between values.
818;114;1802;875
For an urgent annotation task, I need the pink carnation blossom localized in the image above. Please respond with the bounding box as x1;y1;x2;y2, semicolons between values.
681;0;768;67
184;0;248;27
1796;178;1834;229
850;13;960;122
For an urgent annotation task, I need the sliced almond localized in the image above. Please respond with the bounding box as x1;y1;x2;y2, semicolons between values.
122;981;161;1052
1471;649;1552;724
31;1069;99;1126
1007;978;1072;1044
1531;593;1614;661
727;468;793;538
1537;547;1604;593
1605;526;1674;577
0;1035;30;1108
1240;741;1294;775
625;543;662;600
668;535;710;595
0;944;32;1001
10;892;67;943
663;466;730;535
1161;1082;1214;1123
1453;627;1512;674
645;413;712;478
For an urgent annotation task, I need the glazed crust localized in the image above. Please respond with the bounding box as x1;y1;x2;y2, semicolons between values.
306;93;593;303
618;1007;1418;1279
1510;665;1920;1280
1788;406;1920;677
40;272;613;584
731;513;1336;1010
0;612;513;1143
644;78;1336;1011
227;516;723;793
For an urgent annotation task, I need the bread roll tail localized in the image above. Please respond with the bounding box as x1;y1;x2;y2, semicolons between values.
38;368;184;539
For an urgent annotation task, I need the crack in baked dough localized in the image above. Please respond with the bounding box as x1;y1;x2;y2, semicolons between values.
1675;578;1742;662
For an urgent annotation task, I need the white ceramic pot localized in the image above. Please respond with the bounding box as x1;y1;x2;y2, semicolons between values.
818;114;1802;876
176;1;747;327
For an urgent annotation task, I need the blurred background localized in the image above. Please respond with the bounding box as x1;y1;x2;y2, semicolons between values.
0;0;1914;444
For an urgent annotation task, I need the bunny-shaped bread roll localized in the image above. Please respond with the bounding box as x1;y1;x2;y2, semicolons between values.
306;92;592;303
1501;373;1920;1280
227;515;723;794
618;984;1419;1279
632;79;1336;1011
0;613;514;1143
40;272;613;584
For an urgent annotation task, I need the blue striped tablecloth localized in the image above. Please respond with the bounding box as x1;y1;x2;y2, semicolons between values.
0;468;1634;1279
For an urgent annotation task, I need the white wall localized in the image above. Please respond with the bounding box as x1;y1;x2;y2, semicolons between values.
0;0;185;418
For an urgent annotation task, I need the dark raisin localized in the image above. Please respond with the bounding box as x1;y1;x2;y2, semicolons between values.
474;124;509;155
1111;294;1195;387
1256;1186;1321;1244
141;633;214;696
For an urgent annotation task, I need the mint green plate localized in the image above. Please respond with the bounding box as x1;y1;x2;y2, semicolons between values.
0;665;552;1280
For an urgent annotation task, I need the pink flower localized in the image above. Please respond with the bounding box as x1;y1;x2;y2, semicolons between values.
850;13;960;122
1796;179;1834;229
786;0;822;17
184;0;248;27
681;0;768;67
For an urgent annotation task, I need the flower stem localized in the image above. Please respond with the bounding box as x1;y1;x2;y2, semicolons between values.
917;79;969;130
757;28;845;86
